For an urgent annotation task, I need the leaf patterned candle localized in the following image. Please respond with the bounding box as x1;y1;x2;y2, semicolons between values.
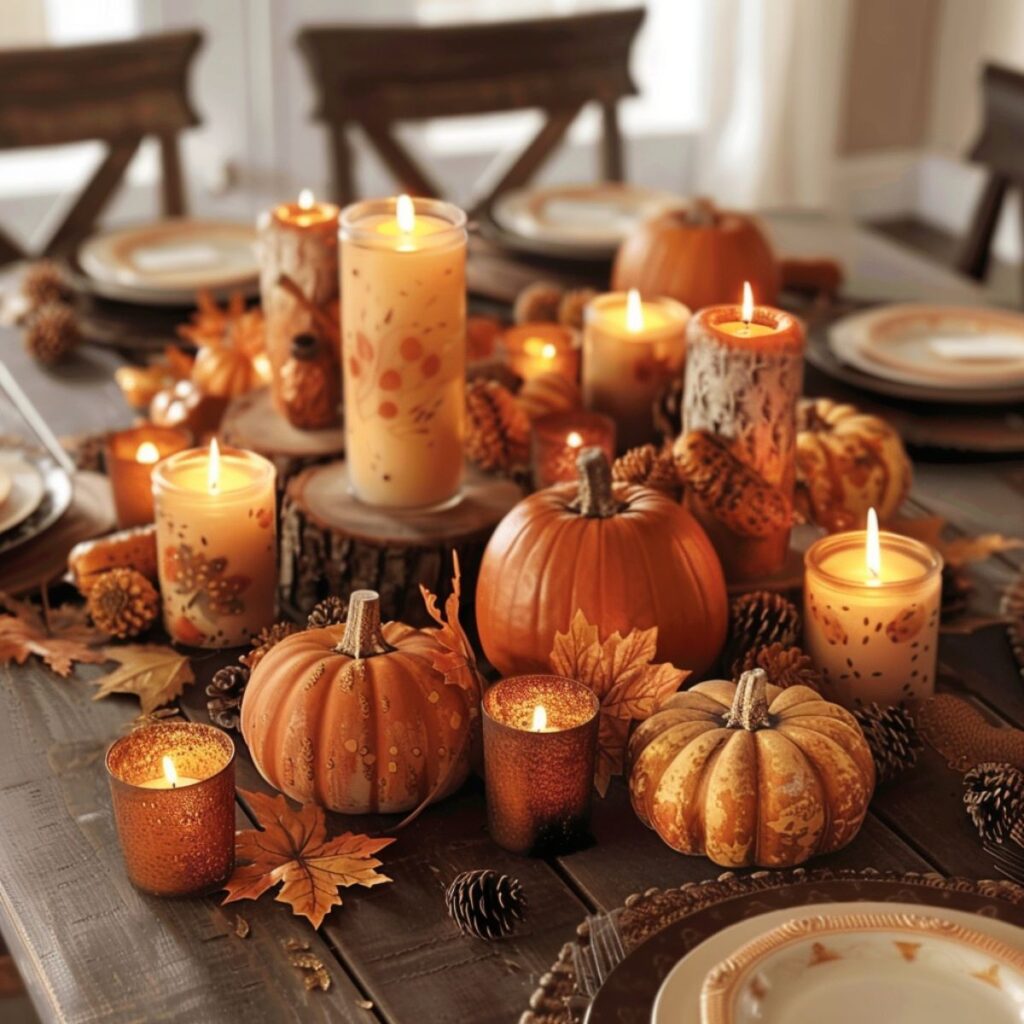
340;195;467;508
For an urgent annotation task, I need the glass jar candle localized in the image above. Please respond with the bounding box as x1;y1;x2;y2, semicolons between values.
530;411;616;488
105;425;190;528
501;322;580;383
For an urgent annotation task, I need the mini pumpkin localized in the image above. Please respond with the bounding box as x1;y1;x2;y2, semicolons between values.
795;398;912;532
516;371;581;421
192;342;265;398
475;447;728;677
241;590;475;814
628;669;875;867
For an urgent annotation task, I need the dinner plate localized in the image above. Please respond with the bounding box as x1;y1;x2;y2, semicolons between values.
0;453;72;557
0;452;44;534
0;465;11;507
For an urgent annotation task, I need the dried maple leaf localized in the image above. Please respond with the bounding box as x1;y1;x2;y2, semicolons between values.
223;790;394;929
0;591;107;677
419;552;483;702
892;515;1022;568
92;644;195;714
550;611;689;796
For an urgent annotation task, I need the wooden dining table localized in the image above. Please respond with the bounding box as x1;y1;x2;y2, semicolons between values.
0;211;1022;1024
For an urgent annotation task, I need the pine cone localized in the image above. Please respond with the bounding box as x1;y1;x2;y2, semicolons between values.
86;568;159;639
963;762;1024;843
22;260;73;309
557;287;597;330
240;620;300;670
853;702;923;785
725;591;801;670
445;870;526;940
25;303;82;365
738;643;822;692
513;281;563;324
307;596;347;629
206;664;250;731
465;378;530;473
612;444;680;496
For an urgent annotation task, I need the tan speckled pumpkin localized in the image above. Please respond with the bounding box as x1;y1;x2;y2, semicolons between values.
627;669;875;867
241;590;473;814
796;398;912;532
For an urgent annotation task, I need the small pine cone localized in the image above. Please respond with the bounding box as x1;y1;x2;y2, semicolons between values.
240;620;300;670
445;870;526;940
513;281;563;324
307;596;347;629
25;303;82;365
612;444;680;496
206;664;250;730
557;287;597;330
725;591;801;669
465;378;530;473
738;643;822;692
853;702;923;785
22;260;73;309
652;376;684;447
963;762;1024;843
86;568;159;639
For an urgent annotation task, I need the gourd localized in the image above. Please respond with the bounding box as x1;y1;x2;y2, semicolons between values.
516;371;581;421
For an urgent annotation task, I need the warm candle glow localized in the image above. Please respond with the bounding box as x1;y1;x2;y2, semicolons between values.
741;281;754;324
531;704;547;732
298;188;314;210
566;431;584;449
866;507;881;582
626;288;644;333
396;193;415;233
135;442;160;465
207;438;220;495
162;755;178;788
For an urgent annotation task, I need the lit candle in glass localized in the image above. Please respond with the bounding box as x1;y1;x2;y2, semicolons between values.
804;508;942;709
105;425;190;528
340;194;467;509
583;289;689;450
531;410;616;488
501;322;579;382
153;440;277;648
482;674;599;856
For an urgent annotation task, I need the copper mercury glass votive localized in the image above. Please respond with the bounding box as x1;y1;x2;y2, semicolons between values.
105;424;190;528
106;721;236;896
482;675;600;856
530;410;616;489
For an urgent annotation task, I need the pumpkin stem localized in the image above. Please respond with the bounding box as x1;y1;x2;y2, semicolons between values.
726;669;771;731
335;590;395;658
683;197;718;227
570;447;621;518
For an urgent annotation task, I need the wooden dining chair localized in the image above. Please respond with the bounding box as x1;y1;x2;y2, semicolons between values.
957;63;1024;297
0;30;203;266
297;9;644;213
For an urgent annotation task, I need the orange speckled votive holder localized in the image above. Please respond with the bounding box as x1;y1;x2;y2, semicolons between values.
482;675;599;857
106;722;236;896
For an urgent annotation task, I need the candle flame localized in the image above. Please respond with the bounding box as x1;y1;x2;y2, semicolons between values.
866;507;881;581
396;194;415;233
207;437;220;495
531;704;547;732
566;431;584;449
135;441;159;465
162;755;178;788
298;188;314;210
541;342;557;360
741;281;754;324
626;288;644;333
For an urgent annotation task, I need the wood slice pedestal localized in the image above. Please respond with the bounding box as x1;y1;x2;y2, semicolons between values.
280;461;523;625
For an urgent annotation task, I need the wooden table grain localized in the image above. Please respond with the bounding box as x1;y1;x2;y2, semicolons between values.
0;213;1022;1024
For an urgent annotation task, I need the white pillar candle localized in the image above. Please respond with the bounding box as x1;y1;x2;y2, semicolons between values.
340;195;467;509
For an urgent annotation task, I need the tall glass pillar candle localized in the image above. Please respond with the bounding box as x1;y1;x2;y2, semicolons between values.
682;283;805;582
258;190;340;408
583;289;689;450
153;441;277;648
804;510;942;709
340;195;467;508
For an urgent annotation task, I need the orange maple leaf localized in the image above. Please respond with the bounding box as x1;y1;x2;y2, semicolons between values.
550;611;689;796
223;790;395;929
0;591;108;678
891;515;1022;569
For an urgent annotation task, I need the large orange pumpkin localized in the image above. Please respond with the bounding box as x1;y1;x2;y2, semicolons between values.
628;669;875;867
475;448;728;677
612;198;780;309
241;590;474;814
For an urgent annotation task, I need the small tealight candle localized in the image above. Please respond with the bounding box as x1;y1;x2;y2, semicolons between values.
482;675;599;856
105;425;190;528
531;411;616;488
501;323;580;383
583;289;689;450
106;722;235;896
804;509;942;709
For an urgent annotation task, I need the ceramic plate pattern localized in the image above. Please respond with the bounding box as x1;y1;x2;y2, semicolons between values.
0;452;72;556
0;452;44;534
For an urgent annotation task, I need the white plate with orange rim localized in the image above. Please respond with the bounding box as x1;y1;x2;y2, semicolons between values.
698;912;1024;1024
649;902;1024;1024
829;304;1024;392
0;452;44;534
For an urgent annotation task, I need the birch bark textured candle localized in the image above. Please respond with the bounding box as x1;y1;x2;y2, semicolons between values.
482;674;599;856
583;289;688;450
804;510;942;709
153;441;276;648
105;425;189;528
681;283;804;582
106;722;235;896
340;195;467;508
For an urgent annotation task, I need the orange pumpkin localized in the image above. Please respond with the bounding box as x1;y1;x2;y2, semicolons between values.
628;669;875;867
149;379;228;441
475;448;727;677
517;371;581;421
612;198;780;309
241;590;474;814
192;343;267;398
